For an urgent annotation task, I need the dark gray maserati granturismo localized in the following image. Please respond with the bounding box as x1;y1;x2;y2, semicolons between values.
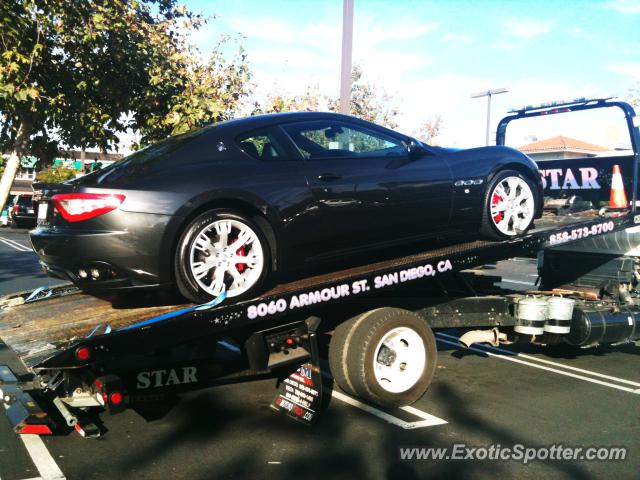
30;112;543;302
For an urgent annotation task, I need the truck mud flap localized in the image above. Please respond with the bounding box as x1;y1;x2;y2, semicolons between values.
0;365;54;435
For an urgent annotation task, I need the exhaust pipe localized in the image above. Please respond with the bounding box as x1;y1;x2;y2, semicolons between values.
459;328;507;348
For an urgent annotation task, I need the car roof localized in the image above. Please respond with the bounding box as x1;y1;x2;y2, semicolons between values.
211;111;399;136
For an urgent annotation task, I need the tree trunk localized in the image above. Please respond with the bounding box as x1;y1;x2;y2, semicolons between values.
0;120;29;215
80;147;86;174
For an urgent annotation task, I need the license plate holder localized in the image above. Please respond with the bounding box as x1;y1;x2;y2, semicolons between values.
37;202;49;223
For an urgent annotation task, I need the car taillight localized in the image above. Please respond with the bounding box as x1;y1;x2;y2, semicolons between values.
52;193;125;222
13;205;19;214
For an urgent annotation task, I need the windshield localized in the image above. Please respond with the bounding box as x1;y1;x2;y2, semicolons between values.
17;196;33;207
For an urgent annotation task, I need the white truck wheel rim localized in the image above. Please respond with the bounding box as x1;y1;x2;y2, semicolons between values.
373;326;426;393
189;219;264;298
490;176;535;236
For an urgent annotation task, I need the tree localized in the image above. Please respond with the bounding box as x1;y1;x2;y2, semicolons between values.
330;66;399;129
252;86;322;115
628;82;639;108
255;68;400;129
35;165;76;183
136;34;251;144
413;115;443;144
0;1;251;213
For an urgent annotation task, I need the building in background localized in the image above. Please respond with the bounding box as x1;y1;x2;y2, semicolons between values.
51;150;123;173
5;150;123;196
517;136;609;161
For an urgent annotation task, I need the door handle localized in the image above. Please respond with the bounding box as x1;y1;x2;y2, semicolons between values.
317;173;342;182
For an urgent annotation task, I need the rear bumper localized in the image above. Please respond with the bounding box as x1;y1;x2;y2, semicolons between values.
29;211;174;292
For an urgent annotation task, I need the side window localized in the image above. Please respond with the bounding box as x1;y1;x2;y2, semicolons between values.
236;130;286;161
282;121;406;160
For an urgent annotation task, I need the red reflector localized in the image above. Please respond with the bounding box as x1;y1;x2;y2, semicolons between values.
19;424;53;435
109;392;123;405
75;347;91;362
52;193;125;222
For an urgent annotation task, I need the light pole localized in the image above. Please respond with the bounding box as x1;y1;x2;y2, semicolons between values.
471;88;509;146
339;0;354;114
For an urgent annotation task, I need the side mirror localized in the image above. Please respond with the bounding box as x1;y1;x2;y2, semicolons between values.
407;139;425;160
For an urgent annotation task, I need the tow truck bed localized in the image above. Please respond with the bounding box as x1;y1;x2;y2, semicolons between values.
0;209;633;370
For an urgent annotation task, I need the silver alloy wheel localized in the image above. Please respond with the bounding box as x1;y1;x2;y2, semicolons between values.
373;327;426;393
189;219;265;298
489;176;535;236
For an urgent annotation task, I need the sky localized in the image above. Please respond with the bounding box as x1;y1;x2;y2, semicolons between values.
185;0;640;148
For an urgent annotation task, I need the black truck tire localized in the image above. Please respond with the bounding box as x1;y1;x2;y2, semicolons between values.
328;307;437;408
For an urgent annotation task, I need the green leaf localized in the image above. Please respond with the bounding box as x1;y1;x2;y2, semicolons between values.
14;89;28;102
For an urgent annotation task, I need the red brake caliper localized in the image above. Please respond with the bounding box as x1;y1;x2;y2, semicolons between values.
492;193;503;223
236;246;246;272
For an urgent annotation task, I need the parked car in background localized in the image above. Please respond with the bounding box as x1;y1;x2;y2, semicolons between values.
8;194;37;228
30;112;543;303
0;207;8;227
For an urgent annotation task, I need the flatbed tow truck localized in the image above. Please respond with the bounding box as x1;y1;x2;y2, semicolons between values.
1;98;639;437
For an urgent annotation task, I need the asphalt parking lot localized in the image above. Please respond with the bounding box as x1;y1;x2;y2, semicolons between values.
0;229;638;479
0;228;65;296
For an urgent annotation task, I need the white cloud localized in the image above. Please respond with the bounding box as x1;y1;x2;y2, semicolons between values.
358;20;439;45
603;0;640;13
442;33;473;44
608;62;640;78
227;18;298;43
504;18;555;38
249;47;335;70
222;14;438;106
565;27;598;40
492;42;521;51
392;76;609;148
227;16;437;53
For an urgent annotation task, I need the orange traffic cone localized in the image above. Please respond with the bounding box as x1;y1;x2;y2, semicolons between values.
610;164;628;209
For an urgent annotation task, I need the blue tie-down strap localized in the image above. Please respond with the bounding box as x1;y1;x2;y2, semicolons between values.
86;323;112;337
25;286;52;303
118;290;228;331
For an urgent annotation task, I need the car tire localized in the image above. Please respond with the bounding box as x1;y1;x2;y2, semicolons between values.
480;169;538;240
328;307;437;408
174;209;271;304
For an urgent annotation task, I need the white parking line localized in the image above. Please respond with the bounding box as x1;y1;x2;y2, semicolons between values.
331;390;447;429
3;405;65;480
0;237;32;252
18;435;65;480
435;334;640;395
0;236;31;250
437;332;640;387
